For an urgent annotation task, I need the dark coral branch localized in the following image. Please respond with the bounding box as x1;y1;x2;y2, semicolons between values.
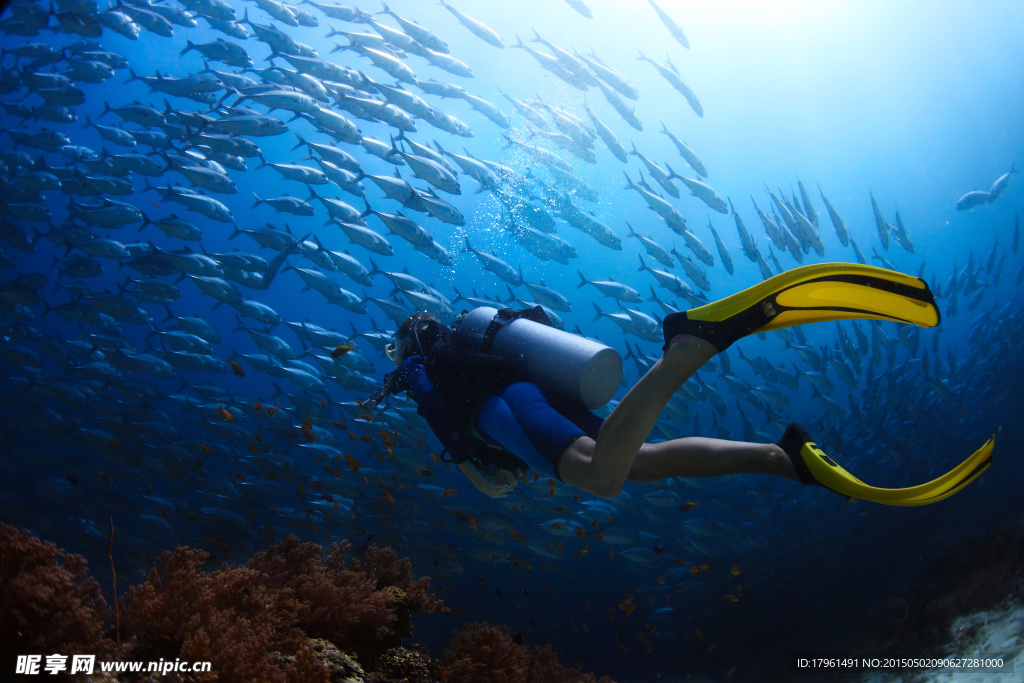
442;622;615;683
108;516;120;647
0;523;114;675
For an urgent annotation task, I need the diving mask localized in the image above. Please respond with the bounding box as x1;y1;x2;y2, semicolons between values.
387;314;442;365
385;337;412;364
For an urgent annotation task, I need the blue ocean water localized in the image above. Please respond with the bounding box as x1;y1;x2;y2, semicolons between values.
2;0;1023;679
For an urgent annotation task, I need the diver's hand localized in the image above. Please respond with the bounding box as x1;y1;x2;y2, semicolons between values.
457;461;518;498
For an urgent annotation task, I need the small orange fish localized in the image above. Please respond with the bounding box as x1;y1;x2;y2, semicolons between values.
301;417;316;444
146;198;160;208
216;405;233;423
722;594;739;602
248;443;258;456
358;434;374;442
679;501;700;512
229;358;244;377
441;487;457;496
331;420;347;429
731;565;740;576
381;491;394;503
725;666;737;677
509;529;526;542
331;342;355;358
575;528;587;538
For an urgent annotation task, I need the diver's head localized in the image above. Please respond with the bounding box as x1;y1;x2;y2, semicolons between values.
386;312;443;366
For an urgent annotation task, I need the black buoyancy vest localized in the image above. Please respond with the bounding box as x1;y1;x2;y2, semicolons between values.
422;326;527;432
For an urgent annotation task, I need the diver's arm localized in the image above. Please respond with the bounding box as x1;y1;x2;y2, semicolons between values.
457;460;518;498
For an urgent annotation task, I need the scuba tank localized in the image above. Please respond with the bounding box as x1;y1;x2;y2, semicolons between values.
453;306;622;409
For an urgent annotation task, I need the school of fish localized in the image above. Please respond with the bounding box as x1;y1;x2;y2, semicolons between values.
1;0;1022;674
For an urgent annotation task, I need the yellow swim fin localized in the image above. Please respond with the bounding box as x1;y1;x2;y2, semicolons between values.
663;262;939;351
778;424;993;507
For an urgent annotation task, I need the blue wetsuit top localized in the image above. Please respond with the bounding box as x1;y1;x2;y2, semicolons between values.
397;355;475;464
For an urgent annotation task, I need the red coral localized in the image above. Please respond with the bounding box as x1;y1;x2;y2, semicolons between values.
0;523;114;674
124;546;328;683
123;536;448;680
441;622;529;682
442;622;614;683
247;536;448;667
5;526;617;683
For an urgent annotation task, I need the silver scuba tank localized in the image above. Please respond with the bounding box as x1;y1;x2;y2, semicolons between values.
453;306;622;409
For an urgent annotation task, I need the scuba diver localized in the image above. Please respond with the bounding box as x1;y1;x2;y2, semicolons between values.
365;263;993;504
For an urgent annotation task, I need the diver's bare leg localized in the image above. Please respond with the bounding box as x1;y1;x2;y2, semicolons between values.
625;437;797;483
560;335;720;497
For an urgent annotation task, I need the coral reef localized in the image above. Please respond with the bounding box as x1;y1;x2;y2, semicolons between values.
123;536;448;681
123;546;328;682
245;536;449;669
306;638;365;683
1;525;614;683
848;512;1024;657
0;522;115;676
442;622;614;683
370;646;439;683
